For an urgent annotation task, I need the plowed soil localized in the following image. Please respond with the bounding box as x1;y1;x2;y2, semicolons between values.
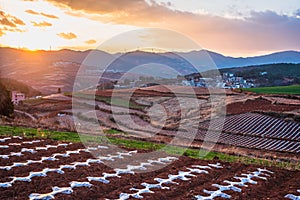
226;98;300;115
0;137;299;200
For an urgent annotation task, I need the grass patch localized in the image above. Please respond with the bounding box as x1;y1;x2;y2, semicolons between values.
22;98;45;106
95;96;146;110
103;129;126;135
72;92;146;110
0;125;299;170
0;125;81;142
243;85;300;95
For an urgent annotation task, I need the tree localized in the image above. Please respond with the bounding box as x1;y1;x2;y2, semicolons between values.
0;81;14;117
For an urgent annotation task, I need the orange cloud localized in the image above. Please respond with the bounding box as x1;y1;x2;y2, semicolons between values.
12;18;25;26
57;32;77;39
0;18;16;27
2;26;25;32
40;13;59;19
0;29;4;37
25;9;39;15
85;39;97;44
0;26;26;37
25;9;59;19
45;0;300;54
45;0;144;14
31;21;52;27
0;11;25;28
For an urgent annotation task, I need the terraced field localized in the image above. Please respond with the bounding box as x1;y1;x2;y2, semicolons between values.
0;136;299;199
196;113;300;153
99;111;300;154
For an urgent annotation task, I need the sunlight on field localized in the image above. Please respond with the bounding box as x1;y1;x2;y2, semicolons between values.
244;85;300;95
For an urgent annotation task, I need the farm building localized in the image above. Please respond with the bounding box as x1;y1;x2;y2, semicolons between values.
11;91;25;105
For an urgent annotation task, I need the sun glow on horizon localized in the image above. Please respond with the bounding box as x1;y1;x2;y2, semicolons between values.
0;0;299;56
0;0;139;52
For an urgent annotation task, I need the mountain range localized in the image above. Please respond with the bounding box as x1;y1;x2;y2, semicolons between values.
1;47;300;69
0;47;299;94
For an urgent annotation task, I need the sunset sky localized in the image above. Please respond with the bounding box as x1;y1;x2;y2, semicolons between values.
0;0;300;56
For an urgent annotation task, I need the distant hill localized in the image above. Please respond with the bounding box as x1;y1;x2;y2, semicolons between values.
219;63;300;77
106;51;197;77
0;47;300;93
0;78;41;97
1;47;300;71
216;63;300;87
174;50;300;69
97;50;300;72
0;47;113;66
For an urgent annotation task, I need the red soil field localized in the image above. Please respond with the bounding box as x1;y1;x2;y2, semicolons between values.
0;137;299;200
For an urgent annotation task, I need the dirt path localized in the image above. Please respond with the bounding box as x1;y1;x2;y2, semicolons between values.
14;109;37;121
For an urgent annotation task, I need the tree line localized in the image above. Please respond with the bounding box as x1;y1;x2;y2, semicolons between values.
0;79;14;117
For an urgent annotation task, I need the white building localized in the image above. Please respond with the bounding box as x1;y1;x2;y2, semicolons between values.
130;81;136;88
11;91;25;105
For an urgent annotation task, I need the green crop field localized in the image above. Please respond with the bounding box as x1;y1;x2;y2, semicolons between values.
243;85;300;95
0;125;299;170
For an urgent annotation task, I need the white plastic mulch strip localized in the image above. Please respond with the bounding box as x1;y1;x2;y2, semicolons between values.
28;155;177;200
0;139;43;150
0;144;108;171
0;146;122;188
285;190;300;200
194;168;273;199
0;143;69;159
0;136;23;143
87;156;177;184
117;163;223;200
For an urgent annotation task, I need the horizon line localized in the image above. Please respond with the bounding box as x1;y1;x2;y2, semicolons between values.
0;45;299;59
